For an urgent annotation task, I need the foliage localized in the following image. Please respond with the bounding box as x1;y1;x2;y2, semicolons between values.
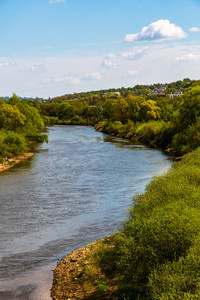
0;131;27;157
135;121;166;146
94;147;200;298
140;100;161;122
0;94;48;160
0;104;26;131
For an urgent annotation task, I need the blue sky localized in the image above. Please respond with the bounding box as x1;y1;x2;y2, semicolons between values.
1;0;200;98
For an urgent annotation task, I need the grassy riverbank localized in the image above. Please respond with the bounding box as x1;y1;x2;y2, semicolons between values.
52;147;200;299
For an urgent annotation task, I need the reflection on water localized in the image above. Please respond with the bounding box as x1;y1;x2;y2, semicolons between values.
0;126;173;299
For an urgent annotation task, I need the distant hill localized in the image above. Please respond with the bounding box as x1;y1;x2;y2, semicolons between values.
49;78;198;102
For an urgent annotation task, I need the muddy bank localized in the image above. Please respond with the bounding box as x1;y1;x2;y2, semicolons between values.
0;153;34;172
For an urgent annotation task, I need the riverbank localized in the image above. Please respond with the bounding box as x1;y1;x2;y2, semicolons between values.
51;237;119;300
0;153;34;172
51;146;200;299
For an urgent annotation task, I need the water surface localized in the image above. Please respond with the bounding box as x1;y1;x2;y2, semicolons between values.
0;126;172;299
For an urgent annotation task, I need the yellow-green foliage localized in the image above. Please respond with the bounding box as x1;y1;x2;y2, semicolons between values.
135;120;167;145
97;147;200;298
0;131;27;157
0;95;48;158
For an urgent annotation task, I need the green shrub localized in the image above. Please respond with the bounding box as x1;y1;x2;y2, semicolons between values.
148;236;200;299
135;120;166;146
97;147;200;297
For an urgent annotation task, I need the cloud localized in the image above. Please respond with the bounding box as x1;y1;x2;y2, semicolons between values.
121;46;148;60
54;75;81;84
107;53;116;59
42;78;52;84
127;70;139;76
173;54;200;62
31;62;46;72
0;61;17;67
48;0;65;3
124;19;187;42
102;59;118;69
189;27;200;32
83;72;102;81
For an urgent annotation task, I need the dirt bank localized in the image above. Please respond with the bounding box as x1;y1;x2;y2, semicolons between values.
51;237;119;300
0;153;34;172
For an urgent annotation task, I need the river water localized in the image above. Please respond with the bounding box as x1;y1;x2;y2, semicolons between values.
0;125;172;300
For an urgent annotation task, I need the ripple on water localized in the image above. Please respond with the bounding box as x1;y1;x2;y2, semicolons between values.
0;125;173;299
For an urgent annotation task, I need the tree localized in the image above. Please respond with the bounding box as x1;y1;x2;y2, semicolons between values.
126;95;143;122
177;85;200;130
140;100;161;122
0;104;25;131
7;93;20;106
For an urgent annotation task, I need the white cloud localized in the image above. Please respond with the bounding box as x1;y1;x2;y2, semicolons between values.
127;70;139;76
83;72;102;81
121;46;148;60
124;19;187;42
174;54;200;62
0;61;16;67
189;27;200;32
102;59;118;69
42;78;52;84
31;62;46;72
53;76;81;85
48;0;65;3
107;53;116;59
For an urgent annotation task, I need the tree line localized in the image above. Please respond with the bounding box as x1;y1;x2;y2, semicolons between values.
40;81;200;156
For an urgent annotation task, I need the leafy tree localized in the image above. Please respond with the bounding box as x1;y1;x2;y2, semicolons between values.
126;95;143;122
0;104;25;131
7;93;20;106
140;100;161;122
16;102;45;134
59;103;75;120
177;85;200;130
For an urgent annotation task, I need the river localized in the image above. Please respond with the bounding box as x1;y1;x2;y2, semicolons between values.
0;125;173;300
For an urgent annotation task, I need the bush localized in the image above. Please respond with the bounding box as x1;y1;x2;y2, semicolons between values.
0;131;27;157
135;120;166;146
148;236;200;299
171;117;200;155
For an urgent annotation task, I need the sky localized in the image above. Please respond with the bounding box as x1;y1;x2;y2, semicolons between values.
1;0;200;98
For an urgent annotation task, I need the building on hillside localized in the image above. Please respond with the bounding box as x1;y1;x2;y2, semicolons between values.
103;92;121;96
150;93;167;97
170;91;183;98
150;85;166;94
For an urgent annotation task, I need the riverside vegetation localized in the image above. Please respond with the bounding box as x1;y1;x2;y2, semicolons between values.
47;80;200;299
3;79;200;299
0;93;48;164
